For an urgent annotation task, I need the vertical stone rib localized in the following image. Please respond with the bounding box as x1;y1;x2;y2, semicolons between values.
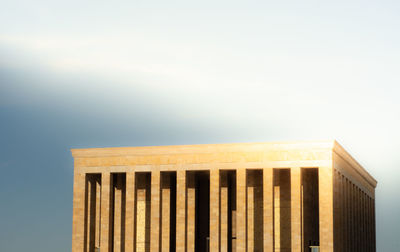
210;169;220;252
136;174;150;252
95;179;101;250
319;166;334;252
372;198;376;252
263;168;273;252
343;178;346;252
236;168;246;252
332;171;338;252
100;172;111;252
88;178;97;252
357;187;360;252
220;172;229;252
85;177;92;252
350;184;354;251
186;173;196;252
161;173;171;252
363;192;367;252
72;172;85;252
114;175;122;252
370;196;373;252
150;170;161;252
344;178;350;251
176;170;186;252
342;175;346;252
247;172;254;252
125;172;135;252
291;167;302;252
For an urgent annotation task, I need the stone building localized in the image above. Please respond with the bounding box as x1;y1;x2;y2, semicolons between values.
71;140;377;252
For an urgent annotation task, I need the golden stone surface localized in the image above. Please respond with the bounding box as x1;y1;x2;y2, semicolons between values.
71;140;377;252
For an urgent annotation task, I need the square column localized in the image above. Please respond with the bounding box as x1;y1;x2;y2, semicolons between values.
136;173;151;252
319;166;334;252
95;179;101;250
186;172;196;252
263;168;273;252
210;169;220;252
72;172;85;252
236;168;246;252
85;176;96;252
176;170;186;252
125;172;136;252
150;170;161;252
291;167;302;252
113;174;124;252
100;172;111;252
220;172;229;252
247;176;254;252
161;173;173;252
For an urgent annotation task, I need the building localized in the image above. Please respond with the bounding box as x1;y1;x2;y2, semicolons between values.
71;140;377;252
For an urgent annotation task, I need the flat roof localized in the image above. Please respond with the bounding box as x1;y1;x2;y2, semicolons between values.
71;140;377;187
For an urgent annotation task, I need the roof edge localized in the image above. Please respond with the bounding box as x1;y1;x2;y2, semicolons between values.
71;140;336;158
332;140;377;188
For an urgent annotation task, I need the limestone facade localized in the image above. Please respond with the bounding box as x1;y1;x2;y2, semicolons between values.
71;140;377;252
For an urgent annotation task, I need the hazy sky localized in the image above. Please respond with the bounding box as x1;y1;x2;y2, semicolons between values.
1;1;400;251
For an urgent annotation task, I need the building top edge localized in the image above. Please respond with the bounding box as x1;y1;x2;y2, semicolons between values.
332;141;378;187
71;140;336;157
71;140;377;187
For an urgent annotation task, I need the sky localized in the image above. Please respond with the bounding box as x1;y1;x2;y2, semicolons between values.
1;0;400;251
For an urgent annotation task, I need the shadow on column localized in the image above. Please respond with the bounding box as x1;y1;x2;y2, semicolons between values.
247;170;263;252
301;168;319;251
135;172;151;252
161;172;176;252
273;169;291;252
84;174;102;252
195;171;210;252
111;173;126;252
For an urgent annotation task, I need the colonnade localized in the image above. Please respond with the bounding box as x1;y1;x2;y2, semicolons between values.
333;170;376;252
72;167;335;252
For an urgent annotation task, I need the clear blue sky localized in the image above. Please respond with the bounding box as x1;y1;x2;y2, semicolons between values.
1;1;399;251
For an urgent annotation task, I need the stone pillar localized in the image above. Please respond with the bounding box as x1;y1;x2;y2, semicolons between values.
230;173;237;252
319;166;334;252
263;168;273;252
363;191;366;252
176;170;186;252
86;176;96;252
291;167;302;252
220;172;229;252
339;174;344;252
359;189;362;251
150;171;161;252
351;184;354;251
333;171;338;252
161;173;172;252
136;173;151;252
373;198;376;252
236;168;246;252
355;188;359;252
210;169;220;252
125;172;136;252
100;172;111;252
348;180;353;251
186;172;196;252
72;172;85;252
95;178;101;250
344;178;348;252
369;196;373;252
247;173;254;252
114;174;123;252
85;177;91;252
